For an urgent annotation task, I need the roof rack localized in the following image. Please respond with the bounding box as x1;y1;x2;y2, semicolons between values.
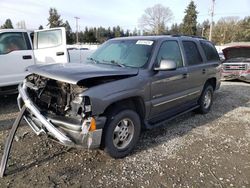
171;34;206;40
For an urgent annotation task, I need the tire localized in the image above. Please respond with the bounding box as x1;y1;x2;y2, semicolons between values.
102;109;141;158
195;84;214;114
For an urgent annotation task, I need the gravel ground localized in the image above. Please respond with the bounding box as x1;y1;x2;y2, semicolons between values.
0;81;249;188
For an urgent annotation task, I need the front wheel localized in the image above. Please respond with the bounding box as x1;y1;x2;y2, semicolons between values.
196;84;214;114
103;109;141;158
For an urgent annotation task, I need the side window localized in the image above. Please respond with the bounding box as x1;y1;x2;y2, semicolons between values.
157;41;183;68
182;41;203;66
200;41;220;61
0;32;28;54
37;29;62;49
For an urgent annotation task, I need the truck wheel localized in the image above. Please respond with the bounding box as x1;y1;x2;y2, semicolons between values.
103;109;141;158
196;84;214;114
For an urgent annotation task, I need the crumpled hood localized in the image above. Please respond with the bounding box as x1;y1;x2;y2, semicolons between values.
27;63;139;85
223;46;250;60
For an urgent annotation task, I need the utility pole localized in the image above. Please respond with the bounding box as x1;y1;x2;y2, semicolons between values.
202;27;205;37
74;16;80;44
209;0;215;41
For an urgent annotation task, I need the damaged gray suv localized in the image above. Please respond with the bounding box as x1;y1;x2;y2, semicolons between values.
18;36;221;158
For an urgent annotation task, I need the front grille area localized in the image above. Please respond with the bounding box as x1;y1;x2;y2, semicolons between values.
26;75;71;115
223;64;247;71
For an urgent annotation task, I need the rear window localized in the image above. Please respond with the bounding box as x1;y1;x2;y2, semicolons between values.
200;41;219;61
182;41;203;66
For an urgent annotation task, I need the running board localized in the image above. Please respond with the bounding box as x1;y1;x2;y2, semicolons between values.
145;105;199;129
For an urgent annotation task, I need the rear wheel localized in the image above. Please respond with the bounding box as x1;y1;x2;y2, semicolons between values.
102;109;141;158
196;84;214;114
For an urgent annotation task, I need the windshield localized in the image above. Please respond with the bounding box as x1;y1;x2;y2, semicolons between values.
88;39;154;68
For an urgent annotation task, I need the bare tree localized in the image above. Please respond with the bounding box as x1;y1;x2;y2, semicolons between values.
16;20;26;29
213;17;239;44
138;4;173;35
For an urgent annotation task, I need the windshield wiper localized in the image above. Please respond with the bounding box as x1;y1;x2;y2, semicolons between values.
87;57;100;64
102;60;125;67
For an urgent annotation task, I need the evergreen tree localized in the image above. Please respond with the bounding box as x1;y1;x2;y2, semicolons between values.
64;20;74;44
132;28;138;36
169;23;181;35
1;19;14;29
47;8;64;28
182;1;198;35
114;26;122;37
38;25;44;30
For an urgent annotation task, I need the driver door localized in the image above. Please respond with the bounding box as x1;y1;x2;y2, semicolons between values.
150;40;190;120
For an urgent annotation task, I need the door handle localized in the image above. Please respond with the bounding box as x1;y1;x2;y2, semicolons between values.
22;55;32;60
56;52;64;56
183;73;189;79
202;69;206;74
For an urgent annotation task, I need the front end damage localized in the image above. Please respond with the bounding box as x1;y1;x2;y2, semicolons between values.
221;63;250;82
222;45;250;82
17;74;106;149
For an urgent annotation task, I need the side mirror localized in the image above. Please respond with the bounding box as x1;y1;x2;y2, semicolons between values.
154;59;177;71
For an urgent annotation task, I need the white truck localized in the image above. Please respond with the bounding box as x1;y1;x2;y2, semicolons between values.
0;27;93;94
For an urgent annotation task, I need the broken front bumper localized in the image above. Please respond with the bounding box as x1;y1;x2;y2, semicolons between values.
17;82;106;149
221;71;250;82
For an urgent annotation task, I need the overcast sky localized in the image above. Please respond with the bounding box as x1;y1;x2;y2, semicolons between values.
0;0;250;31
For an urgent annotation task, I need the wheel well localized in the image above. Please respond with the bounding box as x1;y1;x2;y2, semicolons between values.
205;78;216;90
103;97;146;123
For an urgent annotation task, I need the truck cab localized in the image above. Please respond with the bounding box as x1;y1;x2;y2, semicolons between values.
0;28;68;94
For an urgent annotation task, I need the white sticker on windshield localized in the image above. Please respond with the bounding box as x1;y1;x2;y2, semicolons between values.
136;40;153;45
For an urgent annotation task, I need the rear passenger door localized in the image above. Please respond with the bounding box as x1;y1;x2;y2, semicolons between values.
182;40;207;98
33;27;68;64
0;31;34;87
199;40;220;80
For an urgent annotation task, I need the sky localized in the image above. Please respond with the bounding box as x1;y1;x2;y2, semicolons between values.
0;0;250;31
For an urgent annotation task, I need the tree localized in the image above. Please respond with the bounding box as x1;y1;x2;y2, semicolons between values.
168;23;181;35
132;28;138;36
138;4;173;35
199;19;210;38
64;20;74;44
82;27;97;43
38;25;44;30
16;20;26;29
235;16;250;42
213;17;239;44
1;19;14;29
181;1;198;35
47;8;64;28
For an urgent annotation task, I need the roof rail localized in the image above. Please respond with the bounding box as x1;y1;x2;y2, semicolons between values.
171;34;206;40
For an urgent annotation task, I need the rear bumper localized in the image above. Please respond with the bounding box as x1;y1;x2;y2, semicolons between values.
17;82;106;149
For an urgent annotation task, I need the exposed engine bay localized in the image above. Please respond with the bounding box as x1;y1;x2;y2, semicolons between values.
25;74;91;118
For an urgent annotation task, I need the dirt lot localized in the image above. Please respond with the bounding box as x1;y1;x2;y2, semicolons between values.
0;81;249;188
